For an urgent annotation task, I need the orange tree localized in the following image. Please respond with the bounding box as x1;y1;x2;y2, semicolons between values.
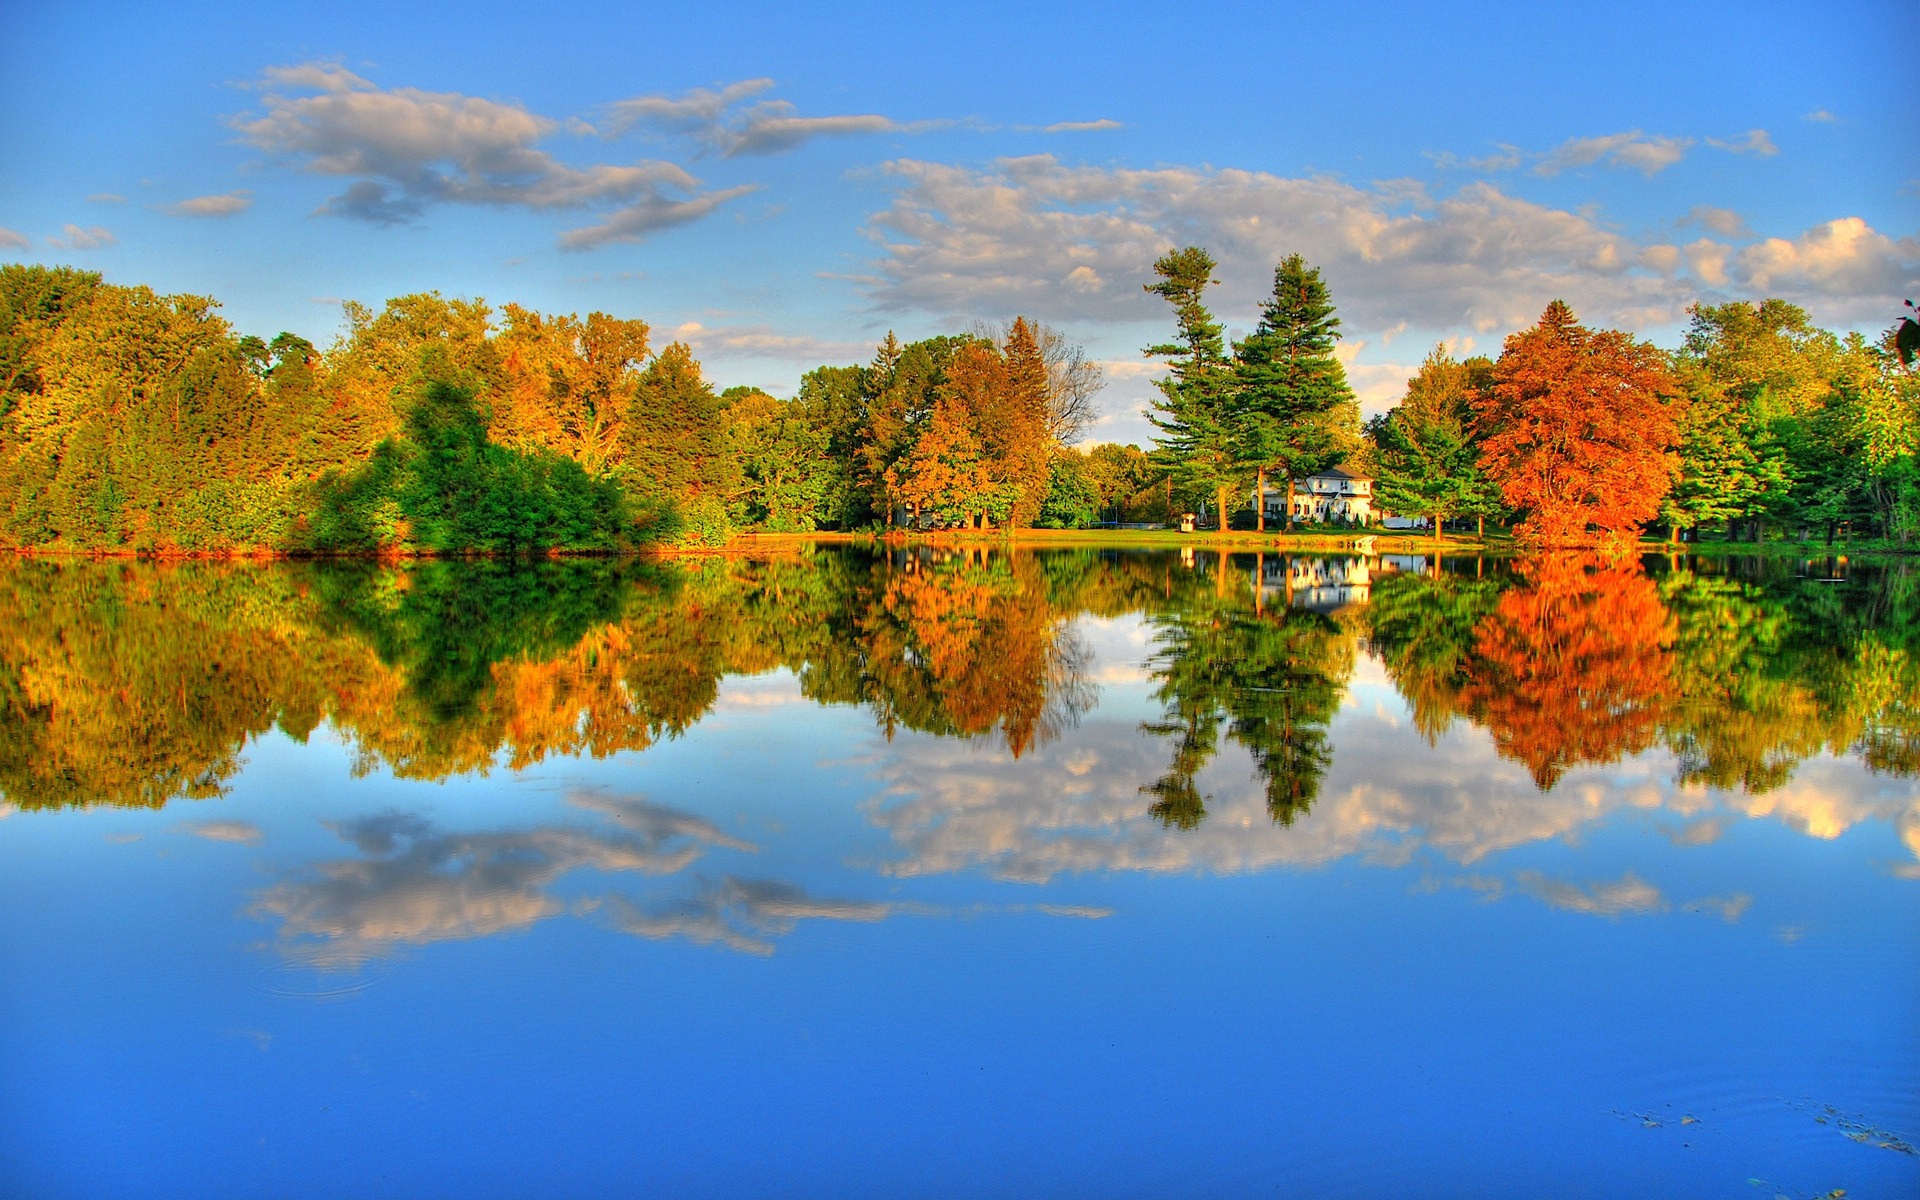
1474;301;1682;549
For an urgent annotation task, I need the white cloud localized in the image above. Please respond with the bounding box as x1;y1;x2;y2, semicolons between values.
1043;119;1123;134
599;78;776;138
47;224;115;249
0;227;28;250
1684;892;1752;922
1427;145;1523;173
667;319;869;364
1803;109;1838;124
235;62;751;247
164;190;253;218
1684;205;1750;237
1534;131;1692;176
598;79;927;157
725;108;914;157
182;819;263;844
1684;238;1731;287
607;877;890;956
1735;217;1920;299
1513;870;1667;917
253;793;760;967
556;183;759;250
1707;128;1778;157
1347;360;1422;420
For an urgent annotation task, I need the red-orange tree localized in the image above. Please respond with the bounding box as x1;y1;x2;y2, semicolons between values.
1474;301;1682;549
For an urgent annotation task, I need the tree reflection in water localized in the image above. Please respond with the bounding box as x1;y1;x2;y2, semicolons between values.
1139;550;1353;829
0;547;1915;829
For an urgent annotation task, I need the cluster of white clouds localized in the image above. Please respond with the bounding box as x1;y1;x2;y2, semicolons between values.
247;786;1102;966
215;63;1128;255
665;319;870;367
592;76;937;158
12;59;1908;430
162;190;253;218
252;791;762;966
230;63;764;250
861;153;1919;341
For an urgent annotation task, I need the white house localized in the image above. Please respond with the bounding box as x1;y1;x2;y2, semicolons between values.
1255;465;1374;524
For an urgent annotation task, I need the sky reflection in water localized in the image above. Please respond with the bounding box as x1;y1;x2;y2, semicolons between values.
0;547;1915;1199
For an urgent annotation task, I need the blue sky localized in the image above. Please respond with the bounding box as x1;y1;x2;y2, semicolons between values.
3;0;1915;443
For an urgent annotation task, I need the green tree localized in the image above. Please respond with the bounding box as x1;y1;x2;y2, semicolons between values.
1085;442;1165;523
1234;254;1358;531
1145;247;1242;534
1038;449;1100;528
725;391;837;532
621;342;739;545
1368;347;1500;538
1664;300;1837;541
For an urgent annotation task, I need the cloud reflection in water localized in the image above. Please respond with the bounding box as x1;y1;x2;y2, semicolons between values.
254;792;759;967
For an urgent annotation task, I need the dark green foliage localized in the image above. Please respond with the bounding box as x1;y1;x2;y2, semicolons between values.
313;557;634;720
1037;452;1100;528
795;364;870;527
1140;554;1352;827
304;380;628;554
620;343;737;518
1144;248;1243;525
1234;254;1356;502
1368;348;1502;532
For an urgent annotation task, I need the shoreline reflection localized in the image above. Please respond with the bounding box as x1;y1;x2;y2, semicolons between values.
1;547;1915;876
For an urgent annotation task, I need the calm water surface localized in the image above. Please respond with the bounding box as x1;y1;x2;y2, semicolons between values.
0;547;1914;1198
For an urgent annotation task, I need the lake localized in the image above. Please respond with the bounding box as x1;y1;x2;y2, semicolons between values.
0;546;1914;1198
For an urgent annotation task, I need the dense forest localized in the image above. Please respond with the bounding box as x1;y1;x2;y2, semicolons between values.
1;258;1915;555
1143;247;1920;551
0;263;1118;553
1;549;1914;828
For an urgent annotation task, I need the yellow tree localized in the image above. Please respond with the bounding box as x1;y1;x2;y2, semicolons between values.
495;305;649;475
897;389;991;526
994;318;1054;528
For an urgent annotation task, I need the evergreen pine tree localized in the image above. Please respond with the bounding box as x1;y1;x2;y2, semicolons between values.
1144;247;1240;534
1234;254;1356;531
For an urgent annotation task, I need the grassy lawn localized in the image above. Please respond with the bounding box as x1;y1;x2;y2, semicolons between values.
722;526;1503;554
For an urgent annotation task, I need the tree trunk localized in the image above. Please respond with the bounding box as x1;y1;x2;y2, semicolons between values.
1256;467;1266;534
1285;478;1296;531
1216;485;1230;537
1431;512;1441;545
1477;515;1485;539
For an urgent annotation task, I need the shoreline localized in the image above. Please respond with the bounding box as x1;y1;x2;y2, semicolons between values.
3;529;1912;562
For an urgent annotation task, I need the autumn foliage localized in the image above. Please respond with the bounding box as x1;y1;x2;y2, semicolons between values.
1459;554;1678;788
1474;301;1683;549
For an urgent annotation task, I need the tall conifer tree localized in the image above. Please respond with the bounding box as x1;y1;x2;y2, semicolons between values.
1144;247;1240;534
1234;254;1356;531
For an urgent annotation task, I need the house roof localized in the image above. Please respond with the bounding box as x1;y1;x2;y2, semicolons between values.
1309;463;1368;481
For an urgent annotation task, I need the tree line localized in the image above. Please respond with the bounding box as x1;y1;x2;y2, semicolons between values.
5;258;1914;555
0;263;1110;554
1143;246;1920;550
